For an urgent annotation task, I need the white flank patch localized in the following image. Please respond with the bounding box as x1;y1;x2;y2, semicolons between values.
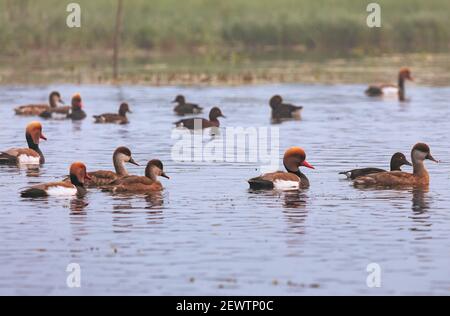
273;180;300;190
51;112;68;120
18;155;40;164
382;87;399;96
46;186;77;196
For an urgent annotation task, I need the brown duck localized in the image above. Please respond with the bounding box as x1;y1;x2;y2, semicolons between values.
174;107;225;130
172;95;203;115
270;95;303;122
365;68;413;101
94;102;131;124
354;143;438;187
14;91;64;116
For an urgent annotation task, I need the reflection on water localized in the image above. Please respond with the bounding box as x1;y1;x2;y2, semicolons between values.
1;84;450;295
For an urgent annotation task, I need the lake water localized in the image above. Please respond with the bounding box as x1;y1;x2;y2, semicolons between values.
0;83;449;295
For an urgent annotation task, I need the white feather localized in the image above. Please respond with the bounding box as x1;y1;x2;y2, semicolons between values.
273;180;300;190
381;86;399;96
18;155;40;164
46;186;77;196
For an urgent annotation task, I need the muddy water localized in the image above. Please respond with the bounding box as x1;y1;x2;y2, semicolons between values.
0;83;449;295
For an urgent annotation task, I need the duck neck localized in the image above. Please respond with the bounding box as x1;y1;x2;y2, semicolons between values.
398;76;405;101
26;134;44;163
70;174;84;188
287;166;310;189
145;166;158;182
113;155;128;176
49;97;58;108
390;160;401;171
119;108;127;117
413;159;428;178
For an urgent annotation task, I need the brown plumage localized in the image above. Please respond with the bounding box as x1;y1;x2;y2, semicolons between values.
21;162;91;198
172;95;203;115
0;121;47;165
365;68;413;101
103;159;169;193
269;95;303;123
248;147;315;190
14;91;64;116
354;143;438;188
93;102;131;124
174;107;225;130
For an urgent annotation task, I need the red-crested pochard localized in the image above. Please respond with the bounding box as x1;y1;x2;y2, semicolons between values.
83;147;139;187
93;102;131;124
340;152;412;180
14;91;64;116
269;95;303;122
41;93;86;120
174;107;225;130
354;143;438;187
248;147;315;190
104;159;169;193
21;162;91;197
0;121;47;165
365;68;413;101
172;95;203;115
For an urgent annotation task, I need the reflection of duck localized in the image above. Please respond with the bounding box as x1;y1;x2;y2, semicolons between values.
172;95;203;115
0;121;47;165
14;91;64;116
365;68;413;101
174;107;225;130
21;162;90;197
340;152;411;180
94;102;131;124
411;188;430;213
354;143;438;187
270;95;303;123
248;147;314;190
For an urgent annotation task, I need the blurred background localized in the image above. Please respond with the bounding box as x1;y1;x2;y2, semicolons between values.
0;0;449;85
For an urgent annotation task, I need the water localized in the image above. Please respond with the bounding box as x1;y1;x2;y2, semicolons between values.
0;83;449;295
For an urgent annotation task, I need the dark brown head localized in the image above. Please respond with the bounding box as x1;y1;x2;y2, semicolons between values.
399;68;413;81
26;121;47;145
49;91;63;108
113;146;139;166
172;95;186;104
269;95;283;109
71;93;83;109
145;159;169;179
390;152;412;171
118;102;131;116
209;107;226;120
69;162;91;186
411;143;438;163
283;147;315;173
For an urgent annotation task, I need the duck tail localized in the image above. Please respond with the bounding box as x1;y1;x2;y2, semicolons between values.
248;177;274;190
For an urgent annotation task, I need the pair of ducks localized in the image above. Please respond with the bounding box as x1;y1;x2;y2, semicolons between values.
20;147;169;198
248;143;438;190
15;92;132;124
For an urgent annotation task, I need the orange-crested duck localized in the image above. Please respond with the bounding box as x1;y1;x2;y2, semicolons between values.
354;143;438;187
269;95;303;122
83;147;139;187
248;147;315;190
0;121;47;165
172;95;203;115
104;159;169;193
365;68;413;101
340;152;412;180
174;107;225;130
14;91;64;116
93;102;131;124
21;162;91;197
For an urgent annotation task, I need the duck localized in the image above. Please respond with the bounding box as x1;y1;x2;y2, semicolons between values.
82;147;139;187
365;68;413;101
14;91;64;116
93;102;131;124
103;159;169;193
174;107;225;130
0;121;47;165
269;95;303;122
248;147;315;190
340;152;412;180
21;162;90;197
172;95;203;115
41;93;86;120
354;143;438;187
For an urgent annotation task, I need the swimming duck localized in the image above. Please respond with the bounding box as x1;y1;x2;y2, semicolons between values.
248;147;315;190
354;143;438;187
21;162;90;197
14;91;64;116
0;121;46;165
93;102;131;124
83;147;139;187
174;107;225;130
104;159;169;193
172;95;203;115
340;152;412;180
365;68;413;101
40;93;85;120
269;95;303;122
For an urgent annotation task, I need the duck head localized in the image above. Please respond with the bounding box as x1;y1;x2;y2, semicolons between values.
283;147;315;173
26;121;47;145
70;162;91;186
49;91;63;108
118;102;132;116
145;159;169;180
399;68;413;81
390;152;412;171
172;95;186;104
269;95;283;109
113;146;139;166
71;93;83;109
209;107;226;120
411;143;438;164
